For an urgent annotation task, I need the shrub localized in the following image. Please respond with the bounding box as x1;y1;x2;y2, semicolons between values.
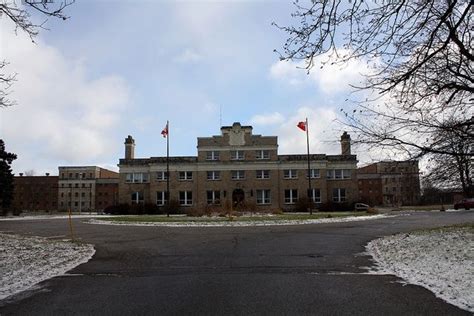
162;199;181;215
318;202;353;212
293;197;315;213
185;203;215;217
104;203;131;215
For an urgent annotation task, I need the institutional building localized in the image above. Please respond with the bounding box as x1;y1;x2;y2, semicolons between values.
58;166;119;212
12;174;58;212
358;160;421;206
118;123;359;211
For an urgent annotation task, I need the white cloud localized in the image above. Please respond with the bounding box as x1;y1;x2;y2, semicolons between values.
173;48;202;64
277;106;341;155
269;60;307;86
269;49;367;94
250;112;285;126
0;21;130;174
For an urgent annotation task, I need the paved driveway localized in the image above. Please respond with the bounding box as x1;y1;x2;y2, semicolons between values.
0;211;473;315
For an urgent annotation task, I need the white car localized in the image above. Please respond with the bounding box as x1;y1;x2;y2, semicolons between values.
354;203;370;211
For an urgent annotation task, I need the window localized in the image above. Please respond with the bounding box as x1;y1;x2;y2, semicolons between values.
75;183;79;188
307;169;320;179
156;171;168;181
82;183;85;188
308;188;321;203
61;192;64;197
126;173;149;183
231;170;245;180
75;192;79;197
69;173;72;178
207;171;220;180
256;190;271;204
81;192;85;197
230;150;245;160
333;188;346;203
326;169;351;179
207;191;221;205
284;189;298;204
256;170;270;179
283;169;298;179
131;191;144;204
179;191;192;206
156;191;167;206
206;151;220;161
179;171;193;181
256;150;270;160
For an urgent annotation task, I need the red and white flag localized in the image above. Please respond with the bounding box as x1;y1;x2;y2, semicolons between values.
297;121;306;131
161;123;168;138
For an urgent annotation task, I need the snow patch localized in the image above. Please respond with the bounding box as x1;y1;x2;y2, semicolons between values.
88;214;392;227
0;233;95;301
0;214;113;221
366;227;474;312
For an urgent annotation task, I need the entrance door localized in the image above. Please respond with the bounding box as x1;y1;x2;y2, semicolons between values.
232;189;245;207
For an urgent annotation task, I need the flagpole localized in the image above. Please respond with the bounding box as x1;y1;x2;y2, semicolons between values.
305;118;312;215
166;120;170;217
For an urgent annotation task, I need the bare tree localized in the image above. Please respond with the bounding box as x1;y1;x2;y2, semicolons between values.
424;126;473;197
276;1;473;161
0;0;74;107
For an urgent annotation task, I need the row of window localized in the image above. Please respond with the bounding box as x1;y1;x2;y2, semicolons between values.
60;192;92;198
126;169;352;183
60;201;91;207
59;191;111;197
132;188;347;206
60;183;93;188
61;172;94;179
204;150;270;161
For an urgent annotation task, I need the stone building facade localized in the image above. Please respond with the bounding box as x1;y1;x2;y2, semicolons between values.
358;160;420;206
118;123;358;211
58;166;118;212
12;174;58;212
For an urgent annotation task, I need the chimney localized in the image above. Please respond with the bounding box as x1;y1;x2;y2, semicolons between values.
45;173;50;176
19;173;23;177
341;132;351;155
124;135;135;160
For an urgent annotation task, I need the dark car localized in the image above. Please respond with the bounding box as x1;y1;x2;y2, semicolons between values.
453;198;474;210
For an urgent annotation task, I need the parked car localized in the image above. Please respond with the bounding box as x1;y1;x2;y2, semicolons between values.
453;198;474;210
354;203;370;211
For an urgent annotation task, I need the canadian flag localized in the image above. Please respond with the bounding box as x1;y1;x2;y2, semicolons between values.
297;121;306;131
161;123;168;138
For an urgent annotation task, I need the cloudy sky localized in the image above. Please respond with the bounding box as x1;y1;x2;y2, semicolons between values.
0;0;375;175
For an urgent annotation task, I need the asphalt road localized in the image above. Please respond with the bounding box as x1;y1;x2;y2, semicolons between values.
0;211;473;315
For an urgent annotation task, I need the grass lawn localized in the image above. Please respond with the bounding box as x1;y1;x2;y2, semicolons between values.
100;212;372;223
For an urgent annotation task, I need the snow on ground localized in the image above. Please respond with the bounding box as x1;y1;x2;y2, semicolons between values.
366;226;474;312
0;233;95;301
89;214;392;227
0;214;110;221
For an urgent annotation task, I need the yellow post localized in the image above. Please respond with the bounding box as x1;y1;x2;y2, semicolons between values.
68;207;75;241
